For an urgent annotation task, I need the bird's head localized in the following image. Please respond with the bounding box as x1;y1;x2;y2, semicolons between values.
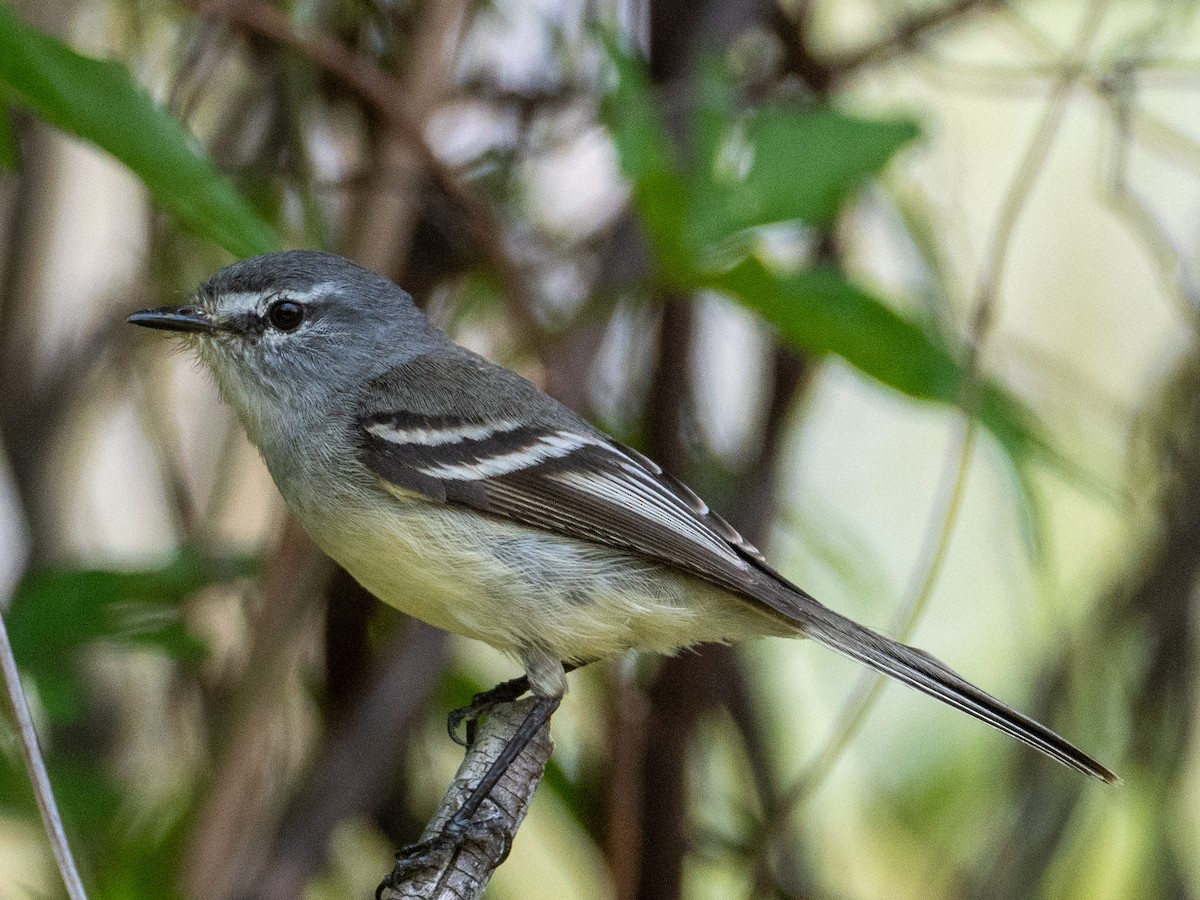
128;250;436;435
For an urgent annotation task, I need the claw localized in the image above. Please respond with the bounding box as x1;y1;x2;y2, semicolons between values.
446;676;531;748
446;701;487;748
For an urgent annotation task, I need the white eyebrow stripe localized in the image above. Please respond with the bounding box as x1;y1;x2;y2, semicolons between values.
213;283;338;316
366;419;523;446
304;281;337;299
215;291;264;316
415;430;600;479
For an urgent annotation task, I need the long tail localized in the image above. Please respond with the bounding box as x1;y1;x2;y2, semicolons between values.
766;582;1118;783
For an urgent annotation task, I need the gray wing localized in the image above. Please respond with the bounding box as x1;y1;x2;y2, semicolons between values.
352;349;1119;784
355;351;768;597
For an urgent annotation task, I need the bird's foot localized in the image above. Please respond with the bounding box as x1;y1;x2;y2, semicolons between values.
446;675;529;748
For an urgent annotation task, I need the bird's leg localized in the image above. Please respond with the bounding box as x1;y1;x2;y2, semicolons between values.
447;674;530;748
447;690;560;830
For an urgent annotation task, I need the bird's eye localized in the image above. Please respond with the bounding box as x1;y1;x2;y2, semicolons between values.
267;299;304;332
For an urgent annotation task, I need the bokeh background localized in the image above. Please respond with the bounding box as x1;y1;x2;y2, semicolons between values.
0;0;1197;898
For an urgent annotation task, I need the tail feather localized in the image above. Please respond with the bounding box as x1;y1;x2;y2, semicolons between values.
783;589;1118;784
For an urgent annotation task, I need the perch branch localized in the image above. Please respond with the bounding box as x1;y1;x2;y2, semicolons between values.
378;697;554;900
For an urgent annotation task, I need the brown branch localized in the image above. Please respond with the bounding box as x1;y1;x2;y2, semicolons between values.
343;0;470;284
0;147;126;560
190;0;544;341
630;4;818;895
830;0;1008;79
605;665;650;900
775;0;1009;92
378;697;554;900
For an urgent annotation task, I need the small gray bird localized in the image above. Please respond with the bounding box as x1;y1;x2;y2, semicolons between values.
128;250;1116;807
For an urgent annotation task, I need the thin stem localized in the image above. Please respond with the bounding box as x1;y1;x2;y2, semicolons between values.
0;605;89;900
829;0;1008;83
809;0;1111;801
970;0;1110;343
781;422;976;810
752;422;976;900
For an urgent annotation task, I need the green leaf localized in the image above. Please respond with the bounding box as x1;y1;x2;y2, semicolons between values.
6;552;255;722
599;39;1046;475
687;78;920;250
600;33;676;195
691;59;734;185
599;32;691;282
0;2;278;256
90;809;191;900
601;40;917;284
0;105;16;171
709;258;1044;460
0;745;190;897
0;752;122;835
712;260;959;396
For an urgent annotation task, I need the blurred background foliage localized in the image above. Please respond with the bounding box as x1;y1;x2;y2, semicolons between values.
0;0;1196;898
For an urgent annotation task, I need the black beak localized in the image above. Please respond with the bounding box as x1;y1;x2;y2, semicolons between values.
126;306;217;334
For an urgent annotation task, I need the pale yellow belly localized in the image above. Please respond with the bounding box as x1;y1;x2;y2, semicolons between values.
300;495;779;664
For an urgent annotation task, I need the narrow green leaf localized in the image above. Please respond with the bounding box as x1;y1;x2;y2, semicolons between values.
90;810;191;900
691;58;734;192
709;258;1043;461
0;2;278;256
598;37;1045;475
599;32;691;282
6;552;255;722
713;260;960;397
600;34;675;190
688;93;919;250
0;753;122;834
0;740;189;894
0;105;17;170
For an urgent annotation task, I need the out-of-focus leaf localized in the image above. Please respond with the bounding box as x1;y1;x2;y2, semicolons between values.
0;748;189;897
709;258;1045;461
539;755;601;838
599;32;691;282
687;99;920;251
0;753;121;834
0;106;16;170
712;259;961;398
600;34;676;196
438;667;487;714
91;810;190;900
0;2;277;257
603;46;917;266
6;552;255;722
600;41;1048;479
